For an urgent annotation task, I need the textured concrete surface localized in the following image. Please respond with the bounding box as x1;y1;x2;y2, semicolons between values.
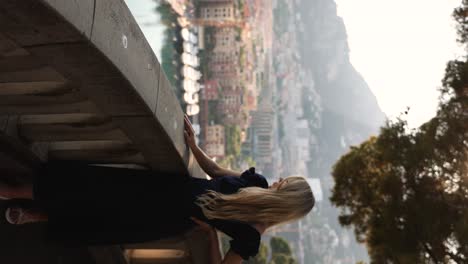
155;68;188;162
91;0;161;114
0;186;96;264
0;210;127;264
0;0;208;262
42;0;95;38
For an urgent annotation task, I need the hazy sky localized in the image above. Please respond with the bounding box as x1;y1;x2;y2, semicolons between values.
335;0;463;128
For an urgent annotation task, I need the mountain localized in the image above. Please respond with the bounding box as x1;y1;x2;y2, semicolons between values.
299;0;385;130
296;0;386;262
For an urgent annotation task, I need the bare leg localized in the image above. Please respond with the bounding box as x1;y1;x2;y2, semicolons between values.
0;182;33;200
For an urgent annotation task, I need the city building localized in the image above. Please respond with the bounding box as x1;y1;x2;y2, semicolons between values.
218;77;242;88
204;124;225;158
217;85;250;128
208;62;240;78
250;107;274;168
210;50;238;64
202;80;220;100
223;110;249;129
243;89;257;111
212;27;239;53
199;0;235;22
198;0;233;2
218;86;243;115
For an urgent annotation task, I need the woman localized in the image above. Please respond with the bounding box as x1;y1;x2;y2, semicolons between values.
0;115;315;264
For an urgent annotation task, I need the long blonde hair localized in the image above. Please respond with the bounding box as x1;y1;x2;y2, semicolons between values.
196;176;315;227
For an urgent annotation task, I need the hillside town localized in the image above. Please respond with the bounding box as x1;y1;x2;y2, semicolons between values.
149;0;344;262
155;0;331;262
1;0;464;263
158;0;278;175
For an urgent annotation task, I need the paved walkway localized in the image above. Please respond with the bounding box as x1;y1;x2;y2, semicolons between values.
0;195;127;264
0;200;94;263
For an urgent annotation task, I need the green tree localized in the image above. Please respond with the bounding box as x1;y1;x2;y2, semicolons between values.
330;76;467;263
243;155;256;167
225;125;242;156
218;154;235;170
270;237;292;255
273;0;290;36
453;0;468;45
155;3;178;26
268;237;297;264
330;2;468;262
270;254;297;264
155;3;179;88
442;60;468;98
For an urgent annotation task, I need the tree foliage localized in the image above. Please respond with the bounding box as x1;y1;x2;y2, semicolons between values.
442;60;468;98
453;0;468;45
270;237;293;256
273;0;290;36
270;254;297;264
242;237;297;264
330;3;468;262
225;125;242;156
268;237;297;264
331;108;467;263
155;3;179;87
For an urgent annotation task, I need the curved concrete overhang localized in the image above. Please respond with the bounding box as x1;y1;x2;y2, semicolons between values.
0;0;205;177
0;0;210;263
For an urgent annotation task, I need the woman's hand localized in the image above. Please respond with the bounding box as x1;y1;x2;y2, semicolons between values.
183;115;240;179
184;114;196;149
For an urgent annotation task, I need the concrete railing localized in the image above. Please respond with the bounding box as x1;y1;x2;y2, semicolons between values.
0;0;209;263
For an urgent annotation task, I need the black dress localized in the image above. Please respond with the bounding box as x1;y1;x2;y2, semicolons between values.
33;162;269;260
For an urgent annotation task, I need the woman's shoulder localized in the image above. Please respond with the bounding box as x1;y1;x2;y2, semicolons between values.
214;167;268;194
240;167;269;189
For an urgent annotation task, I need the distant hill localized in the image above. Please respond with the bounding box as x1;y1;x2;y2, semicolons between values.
299;0;385;132
296;0;386;262
298;0;385;184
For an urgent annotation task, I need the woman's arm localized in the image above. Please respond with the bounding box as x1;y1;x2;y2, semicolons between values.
191;217;243;264
207;232;243;264
205;232;245;264
184;115;241;178
221;250;243;264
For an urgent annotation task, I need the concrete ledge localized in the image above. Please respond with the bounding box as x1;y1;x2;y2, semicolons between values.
36;0;199;176
155;69;188;162
91;0;160;113
42;0;95;38
27;43;151;117
0;0;84;46
112;116;187;174
0;0;211;263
